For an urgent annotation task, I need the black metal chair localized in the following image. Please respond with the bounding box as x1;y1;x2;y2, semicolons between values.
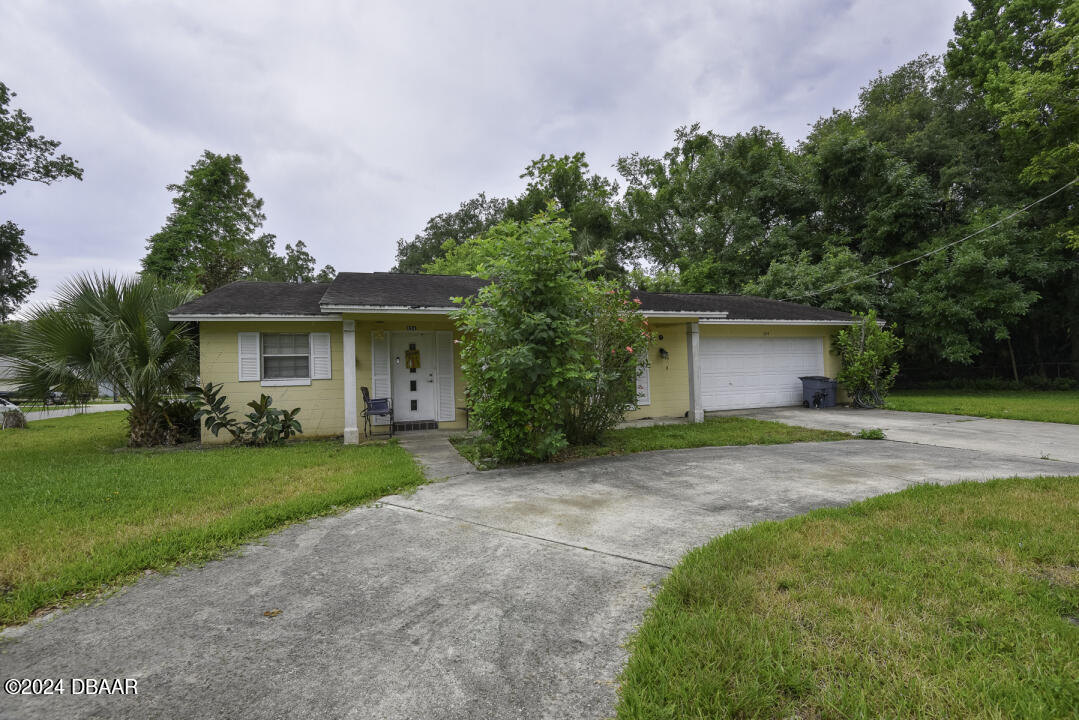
361;386;393;438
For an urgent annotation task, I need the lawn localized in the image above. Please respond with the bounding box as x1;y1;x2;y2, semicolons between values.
888;390;1079;424
616;476;1079;719
452;416;851;469
0;412;425;626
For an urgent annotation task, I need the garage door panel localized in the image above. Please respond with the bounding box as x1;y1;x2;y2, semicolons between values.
701;336;824;411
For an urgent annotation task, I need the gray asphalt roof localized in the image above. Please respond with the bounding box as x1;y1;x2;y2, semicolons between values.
319;272;487;309
168;274;853;322
169;282;331;316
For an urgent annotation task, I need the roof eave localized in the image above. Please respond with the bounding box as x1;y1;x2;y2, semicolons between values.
319;304;459;314
168;313;343;322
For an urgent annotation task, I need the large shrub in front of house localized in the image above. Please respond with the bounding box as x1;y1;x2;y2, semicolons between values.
834;310;903;408
451;211;650;462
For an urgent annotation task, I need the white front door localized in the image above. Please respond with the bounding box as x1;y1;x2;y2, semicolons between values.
390;333;436;421
700;336;825;410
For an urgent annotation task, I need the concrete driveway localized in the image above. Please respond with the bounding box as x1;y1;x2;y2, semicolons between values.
726;406;1079;463
4;431;1079;719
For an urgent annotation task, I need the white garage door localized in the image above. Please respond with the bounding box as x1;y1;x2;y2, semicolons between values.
701;336;824;411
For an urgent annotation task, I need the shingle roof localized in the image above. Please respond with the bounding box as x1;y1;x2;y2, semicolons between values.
169;281;331;317
633;291;853;322
319;272;487;309
168;274;854;323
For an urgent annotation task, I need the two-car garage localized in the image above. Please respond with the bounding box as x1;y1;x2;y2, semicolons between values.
699;335;826;411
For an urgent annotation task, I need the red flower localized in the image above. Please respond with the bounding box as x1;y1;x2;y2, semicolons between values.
626;346;634;353
632;298;642;305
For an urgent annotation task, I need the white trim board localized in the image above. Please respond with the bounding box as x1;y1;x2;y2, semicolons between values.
170;314;342;321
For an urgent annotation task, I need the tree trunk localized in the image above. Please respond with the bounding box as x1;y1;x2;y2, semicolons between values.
1006;337;1019;382
126;404;163;447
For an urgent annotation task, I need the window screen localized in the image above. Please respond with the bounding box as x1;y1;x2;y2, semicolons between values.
262;333;310;379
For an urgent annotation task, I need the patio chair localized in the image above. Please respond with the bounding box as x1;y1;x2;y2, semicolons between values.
361;386;393;438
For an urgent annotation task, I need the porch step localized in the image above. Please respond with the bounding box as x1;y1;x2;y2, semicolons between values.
393;421;439;432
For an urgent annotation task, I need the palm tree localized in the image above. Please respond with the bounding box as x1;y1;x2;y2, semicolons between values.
13;273;198;446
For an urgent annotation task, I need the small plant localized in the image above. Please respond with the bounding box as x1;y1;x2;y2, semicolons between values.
188;382;302;446
857;428;886;440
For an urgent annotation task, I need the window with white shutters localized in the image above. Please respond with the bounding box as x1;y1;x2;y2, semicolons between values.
262;333;310;379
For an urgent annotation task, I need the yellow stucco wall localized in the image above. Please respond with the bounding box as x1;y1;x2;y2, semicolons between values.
199;321;346;443
198;316;847;443
624;321;691;421
198;314;468;444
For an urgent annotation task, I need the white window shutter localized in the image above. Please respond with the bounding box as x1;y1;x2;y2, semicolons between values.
310;332;331;379
238;332;260;381
435;331;455;421
636;360;651;406
370;332;391;424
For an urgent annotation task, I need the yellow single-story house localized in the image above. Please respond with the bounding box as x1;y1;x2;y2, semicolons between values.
168;272;852;444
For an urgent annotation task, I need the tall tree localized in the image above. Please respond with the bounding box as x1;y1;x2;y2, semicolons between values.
397;153;625;277
253;240;336;283
504;152;624;276
141;152;333;292
142;151;274;292
617;125;815;292
0;81;83;319
393;192;508;274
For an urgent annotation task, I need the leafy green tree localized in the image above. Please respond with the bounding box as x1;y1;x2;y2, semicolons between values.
947;0;1078;185
0;319;21;354
744;246;886;314
393;193;508;274
451;212;649;462
504;153;624;276
833;310;904;408
617;125;815;292
890;213;1047;365
0;222;37;322
142;152;333;292
0;81;83;319
251;240;336;283
142;151;269;292
12;274;199;446
801;113;940;258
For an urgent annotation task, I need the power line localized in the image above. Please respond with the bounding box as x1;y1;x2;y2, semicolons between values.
782;176;1079;303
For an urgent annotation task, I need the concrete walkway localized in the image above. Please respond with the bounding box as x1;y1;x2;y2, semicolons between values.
4;430;1079;718
726;406;1079;463
22;403;129;422
393;430;476;480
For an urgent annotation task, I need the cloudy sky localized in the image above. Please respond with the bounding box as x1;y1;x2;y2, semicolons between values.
2;0;970;311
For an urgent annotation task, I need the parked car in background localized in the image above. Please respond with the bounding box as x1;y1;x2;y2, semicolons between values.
43;390;67;406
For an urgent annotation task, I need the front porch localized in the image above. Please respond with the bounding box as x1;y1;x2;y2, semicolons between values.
340;314;468;444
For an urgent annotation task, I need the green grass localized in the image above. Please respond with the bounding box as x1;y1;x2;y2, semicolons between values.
0;412;426;626
452;417;851;469
616;476;1079;719
888;390;1079;424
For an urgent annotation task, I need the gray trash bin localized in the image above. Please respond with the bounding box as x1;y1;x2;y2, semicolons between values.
799;376;837;408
